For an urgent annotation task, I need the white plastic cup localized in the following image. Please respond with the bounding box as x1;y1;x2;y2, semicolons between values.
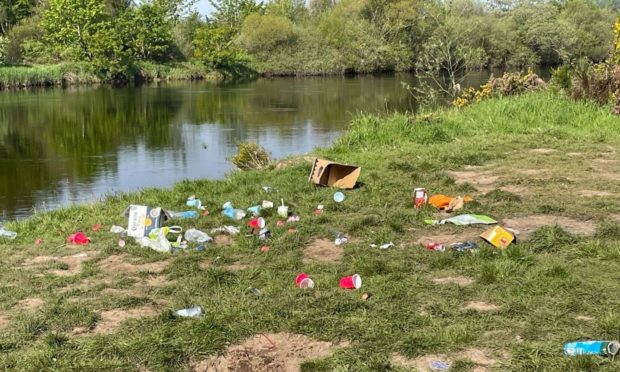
277;205;288;218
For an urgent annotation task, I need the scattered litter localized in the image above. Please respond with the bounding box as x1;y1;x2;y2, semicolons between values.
125;205;171;238
211;226;240;235
314;204;324;215
450;241;479;253
175;305;204;318
186;195;205;210
196;245;206;252
260;245;270;252
92;223;101;231
67;232;90;245
277;199;288;218
262;200;274;209
287;215;300;222
370;242;394;250
0;227;17;240
564;341;619;357
222;202;246;220
361;292;372;301
247;287;262;296
334;192;346;203
309;158;361;189
426;214;497;226
413;187;428;208
247;205;261;215
334;233;348;246
259;228;272;240
248;217;266;230
185;229;212;243
296;273;315;288
480;226;514;248
339;274;362;289
202;210;210;216
35;238;43;245
110;225;126;234
425;242;445;252
287;228;297;234
429;195;473;211
429;360;451;371
262;186;275;193
137;228;172;253
118;239;126;248
170;210;199;219
276;220;285;227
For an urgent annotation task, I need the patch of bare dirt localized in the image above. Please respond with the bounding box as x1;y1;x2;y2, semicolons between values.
71;326;89;335
415;231;480;246
529;148;556;154
93;305;158;334
0;314;9;329
432;276;474;287
598;172;620;182
15;297;44;311
448;171;499;192
225;263;249;272
578;190;615;197
144;275;169;287
24;252;96;277
391;348;498;371
518;168;549;176
592;158;619;165
500;185;532;195
462;301;500;312
575;315;594;321
214;235;234;246
199;261;213;270
99;255;168;274
193;333;342;372
567;152;583;157
303;239;343;263
502;215;597;237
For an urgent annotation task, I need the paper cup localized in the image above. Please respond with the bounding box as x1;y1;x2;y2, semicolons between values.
277;205;288;218
299;278;315;288
339;274;362;289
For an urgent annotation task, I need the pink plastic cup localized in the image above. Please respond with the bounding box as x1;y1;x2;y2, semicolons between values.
339;274;362;289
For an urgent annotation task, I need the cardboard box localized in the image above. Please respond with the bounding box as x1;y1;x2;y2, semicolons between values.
308;158;361;189
480;226;515;249
125;205;170;238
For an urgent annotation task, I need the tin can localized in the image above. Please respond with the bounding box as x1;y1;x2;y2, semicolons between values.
425;242;444;251
414;188;428;208
563;341;619;357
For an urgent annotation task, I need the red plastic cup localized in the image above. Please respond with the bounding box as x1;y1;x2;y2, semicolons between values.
296;273;314;288
248;217;266;229
339;274;362;289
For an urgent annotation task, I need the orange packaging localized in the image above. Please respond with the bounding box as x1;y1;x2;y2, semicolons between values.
480;226;514;249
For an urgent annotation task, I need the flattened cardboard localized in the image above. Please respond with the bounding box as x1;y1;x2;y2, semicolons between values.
309;158;361;189
480;225;515;249
125;205;171;238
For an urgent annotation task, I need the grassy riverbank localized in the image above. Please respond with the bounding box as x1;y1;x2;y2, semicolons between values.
1;92;619;371
0;62;224;89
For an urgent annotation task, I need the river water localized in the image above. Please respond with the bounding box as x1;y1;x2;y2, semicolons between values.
0;72;497;221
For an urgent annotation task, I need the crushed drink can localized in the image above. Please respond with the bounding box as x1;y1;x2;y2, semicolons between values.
425;242;445;251
414;188;428;208
563;341;619;357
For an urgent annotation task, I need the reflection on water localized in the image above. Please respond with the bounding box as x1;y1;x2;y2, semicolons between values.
0;72;497;221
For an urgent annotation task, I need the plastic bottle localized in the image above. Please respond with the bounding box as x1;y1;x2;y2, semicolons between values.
172;211;198;219
110;225;126;234
175;305;204;317
0;227;17;240
185;229;212;243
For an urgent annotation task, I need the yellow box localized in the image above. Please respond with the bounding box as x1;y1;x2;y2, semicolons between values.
480;226;514;249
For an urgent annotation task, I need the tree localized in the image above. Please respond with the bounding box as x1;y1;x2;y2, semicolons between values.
208;0;264;28
193;23;244;68
0;0;37;35
126;3;174;61
237;13;294;53
41;0;110;61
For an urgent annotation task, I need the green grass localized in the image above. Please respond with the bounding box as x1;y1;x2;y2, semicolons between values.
0;62;222;89
0;92;619;370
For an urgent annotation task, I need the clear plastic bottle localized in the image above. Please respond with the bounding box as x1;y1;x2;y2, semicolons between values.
0;227;17;240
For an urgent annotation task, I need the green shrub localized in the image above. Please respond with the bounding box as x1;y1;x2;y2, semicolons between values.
231;142;272;170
